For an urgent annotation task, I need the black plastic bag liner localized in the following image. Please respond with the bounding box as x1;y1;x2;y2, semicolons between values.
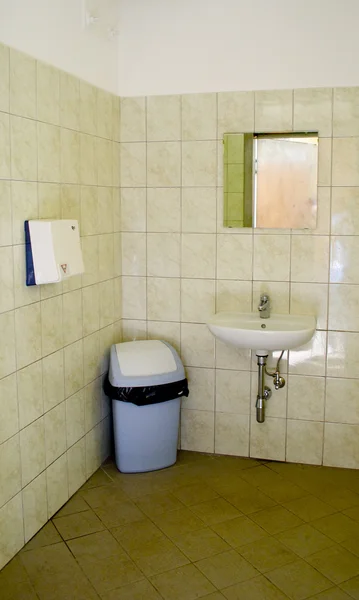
103;374;189;407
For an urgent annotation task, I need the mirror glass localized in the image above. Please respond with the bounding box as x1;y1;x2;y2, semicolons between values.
223;132;318;229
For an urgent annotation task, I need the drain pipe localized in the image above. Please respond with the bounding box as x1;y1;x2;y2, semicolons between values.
256;354;272;423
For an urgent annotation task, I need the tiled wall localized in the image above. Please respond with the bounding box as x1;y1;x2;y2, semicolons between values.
120;88;359;471
0;43;121;569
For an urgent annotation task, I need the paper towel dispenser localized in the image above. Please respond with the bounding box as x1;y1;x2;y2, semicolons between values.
25;219;84;286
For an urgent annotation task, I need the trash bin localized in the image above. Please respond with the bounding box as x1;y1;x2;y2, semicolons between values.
104;340;189;473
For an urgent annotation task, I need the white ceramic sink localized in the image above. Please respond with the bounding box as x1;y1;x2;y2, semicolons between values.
207;312;316;355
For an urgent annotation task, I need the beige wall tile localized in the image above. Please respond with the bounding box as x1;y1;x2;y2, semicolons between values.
63;290;83;345
147;188;181;232
82;236;99;287
38;182;61;222
217;91;254;137
84;380;102;433
46;453;69;518
293;88;332;137
250;417;286;461
216;369;250;414
122;233;146;276
217;234;253;280
181;278;215;323
182;141;217;187
0;43;9;113
80;133;97;185
0;112;10;179
61;128;80;184
0;374;18;446
121;142;146;187
147;141;181;186
180;323;215;368
83;331;100;385
13;245;40;308
184;367;215;411
0;246;14;313
147;321;180;352
326;378;359;424
10;48;36;118
287;375;325;421
17;360;43;429
332;138;359;186
289;330;327;377
66;389;85;448
0;433;21;508
286;420;323;465
217;280;252;313
291;236;330;284
121;188;146;232
0;181;12;246
182;234;216;279
147;95;181;141
60;72;80;131
324;422;359;469
328;284;359;332
99;280;115;329
22;472;47;543
318;138;332;186
42;349;64;413
64;340;84;398
122;276;146;320
44;402;67;466
67;438;86;496
97;88;113;140
331;187;359;235
0;493;24;570
80;81;97;135
99;233;114;281
0;311;16;379
96;137;113;186
82;284;100;336
37;62;60;125
10;115;37;181
98;187;114;234
330;236;359;284
182;187;217;233
120;97;146;142
147;233;180;277
327;331;359;378
182;93;217;140
20;417;45;487
38;122;61;183
253;235;290;282
290;283;328;331
181;409;214;452
255;90;293;131
81;186;98;236
333;87;359;136
215;413;250;456
147;277;180;322
15;303;41;369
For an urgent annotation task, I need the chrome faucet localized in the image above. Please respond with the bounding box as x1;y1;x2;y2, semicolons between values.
258;294;270;319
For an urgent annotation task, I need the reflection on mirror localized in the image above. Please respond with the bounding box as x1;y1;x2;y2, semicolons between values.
223;132;318;229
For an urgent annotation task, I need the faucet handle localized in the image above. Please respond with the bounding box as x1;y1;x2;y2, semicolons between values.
260;293;269;303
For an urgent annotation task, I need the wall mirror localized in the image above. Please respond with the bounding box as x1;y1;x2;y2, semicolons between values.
223;132;318;229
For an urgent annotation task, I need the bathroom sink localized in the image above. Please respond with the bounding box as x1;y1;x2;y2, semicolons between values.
207;312;316;355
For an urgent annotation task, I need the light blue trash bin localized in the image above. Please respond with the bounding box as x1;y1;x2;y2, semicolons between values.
106;340;189;474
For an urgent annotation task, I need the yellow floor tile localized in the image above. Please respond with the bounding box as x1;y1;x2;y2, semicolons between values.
276;524;333;558
250;506;304;535
311;513;359;543
101;578;162;599
129;537;190;577
81;468;113;489
172;527;231;561
283;495;336;522
259;479;307;504
224;486;277;514
94;499;146;529
240;466;285;488
306;545;359;585
77;553;144;594
308;587;352;599
315;486;359;511
2;581;40;600
67;530;124;560
21;522;62;552
53;509;105;540
238;536;297;573
266;559;332;600
341;534;359;558
190;498;241;525
151;507;205;538
195;549;258;589
172;483;219;506
222;574;290;599
110;518;165;554
200;594;227;600
55;493;90;517
150;563;216;600
80;484;130;509
134;490;185;516
212;515;267;548
340;575;359;598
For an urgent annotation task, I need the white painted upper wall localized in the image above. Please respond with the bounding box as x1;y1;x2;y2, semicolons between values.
118;0;359;97
0;0;119;93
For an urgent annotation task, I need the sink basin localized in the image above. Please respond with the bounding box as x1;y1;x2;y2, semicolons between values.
207;312;316;355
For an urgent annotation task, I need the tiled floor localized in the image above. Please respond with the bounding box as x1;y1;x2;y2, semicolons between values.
3;453;359;599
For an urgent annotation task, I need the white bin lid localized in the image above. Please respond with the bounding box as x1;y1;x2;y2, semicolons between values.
115;340;177;377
